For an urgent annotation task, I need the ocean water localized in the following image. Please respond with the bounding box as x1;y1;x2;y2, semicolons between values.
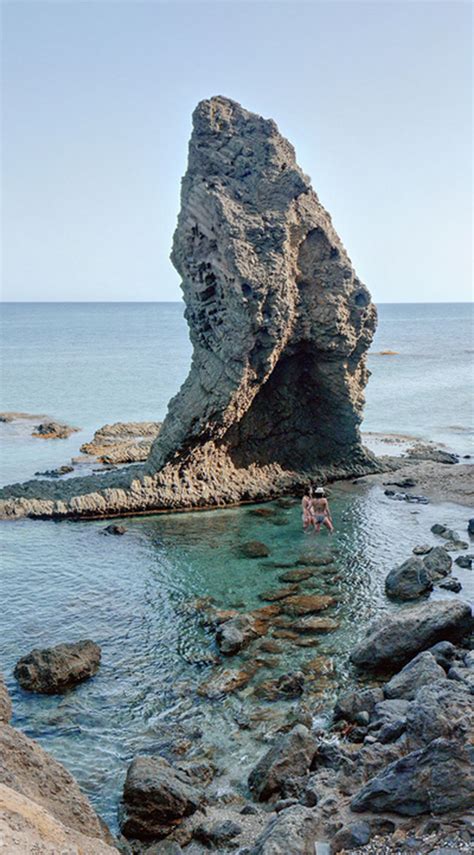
0;302;473;830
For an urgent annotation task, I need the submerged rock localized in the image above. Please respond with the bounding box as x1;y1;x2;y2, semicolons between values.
281;594;335;616
0;96;378;520
14;640;101;694
239;541;271;558
350;600;472;671
121;755;203;841
102;523;127;535
248;724;316;801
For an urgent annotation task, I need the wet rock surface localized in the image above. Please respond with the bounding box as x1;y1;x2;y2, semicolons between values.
32;420;79;439
14;640;101;694
80;421;162;464
385;556;433;601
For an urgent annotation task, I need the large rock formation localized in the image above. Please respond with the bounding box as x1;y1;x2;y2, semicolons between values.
0;96;377;520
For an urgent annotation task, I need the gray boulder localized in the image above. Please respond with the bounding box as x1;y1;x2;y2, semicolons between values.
350;600;472;672
351;738;474;815
248;725;316;801
368;699;410;743
193;819;242;847
121;755;203;841
249;804;320;854
14;640;101;694
384;651;446;700
334;687;384;723
385;557;432;601
216;613;264;654
438;577;462;592
423;546;452;580
406;679;473;746
330;821;371;853
455;555;472;569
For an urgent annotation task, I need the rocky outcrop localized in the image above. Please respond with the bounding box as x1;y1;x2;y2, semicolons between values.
0;724;115;847
80;421;162;464
0;674;12;724
385;557;433;601
350;600;472;671
249;804;320;854
383;652;446;700
14;640;101;693
32;421;79;439
0;783;118;854
0;96;377;520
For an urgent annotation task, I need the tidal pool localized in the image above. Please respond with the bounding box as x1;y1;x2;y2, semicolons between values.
2;482;472;830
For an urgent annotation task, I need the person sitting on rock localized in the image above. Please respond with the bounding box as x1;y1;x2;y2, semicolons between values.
302;486;316;530
312;487;334;534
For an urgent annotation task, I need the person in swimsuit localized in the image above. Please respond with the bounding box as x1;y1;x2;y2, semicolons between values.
312;487;334;534
301;486;316;530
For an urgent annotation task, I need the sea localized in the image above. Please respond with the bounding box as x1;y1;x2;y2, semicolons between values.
0;301;473;829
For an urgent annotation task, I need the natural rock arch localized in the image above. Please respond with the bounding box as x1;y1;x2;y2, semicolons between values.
0;96;378;520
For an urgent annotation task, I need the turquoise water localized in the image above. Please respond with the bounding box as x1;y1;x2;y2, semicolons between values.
0;302;473;830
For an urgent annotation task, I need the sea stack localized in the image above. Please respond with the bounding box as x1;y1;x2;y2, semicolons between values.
0;96;378;520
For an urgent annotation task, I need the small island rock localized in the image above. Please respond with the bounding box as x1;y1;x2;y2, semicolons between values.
14;640;101;694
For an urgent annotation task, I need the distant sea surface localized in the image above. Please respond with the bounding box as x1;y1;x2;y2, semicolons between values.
0;300;472;830
1;302;472;483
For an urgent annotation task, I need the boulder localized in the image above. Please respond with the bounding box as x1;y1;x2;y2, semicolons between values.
330;821;371;853
438;577;462;592
423;546;452;579
385;557;432;601
351;738;474;815
121;755;203;841
384;651;446;700
368;699;410;743
0;724;113;844
248;725;316;801
405;679;473;746
249;804;320;854
350;600;472;672
14;640;101;693
455;555;472;569
468;519;474;536
103;524;127;535
193;819;242;847
0;674;12;724
334;688;384;723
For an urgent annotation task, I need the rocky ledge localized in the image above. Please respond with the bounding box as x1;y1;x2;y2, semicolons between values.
0;96;379;520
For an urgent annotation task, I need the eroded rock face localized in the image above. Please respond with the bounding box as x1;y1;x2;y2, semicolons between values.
0;96;377;520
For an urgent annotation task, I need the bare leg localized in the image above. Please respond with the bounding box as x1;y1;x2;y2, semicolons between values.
323;517;334;534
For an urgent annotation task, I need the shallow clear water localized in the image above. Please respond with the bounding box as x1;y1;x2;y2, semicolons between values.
0;301;473;830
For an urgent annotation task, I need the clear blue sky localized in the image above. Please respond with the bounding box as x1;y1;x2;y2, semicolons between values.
2;0;472;302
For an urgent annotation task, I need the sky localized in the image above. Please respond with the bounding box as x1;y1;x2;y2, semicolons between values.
1;0;472;303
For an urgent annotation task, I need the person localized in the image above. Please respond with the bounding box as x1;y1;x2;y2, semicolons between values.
301;486;316;530
312;487;334;534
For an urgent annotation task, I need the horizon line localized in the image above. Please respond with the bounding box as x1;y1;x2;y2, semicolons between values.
1;300;472;306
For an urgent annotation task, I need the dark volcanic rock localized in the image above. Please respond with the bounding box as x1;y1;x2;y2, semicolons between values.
455;555;472;569
121;755;203;841
249;804;320;854
14;640;101;694
405;679;474;745
351;738;474;815
0;96;378;520
248;725;316;801
385;556;433;601
468;518;474;536
193;819;242;847
330;821;371;853
103;523;127;535
384;651;446;700
438;577;462;592
350;600;472;672
334;687;384;723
